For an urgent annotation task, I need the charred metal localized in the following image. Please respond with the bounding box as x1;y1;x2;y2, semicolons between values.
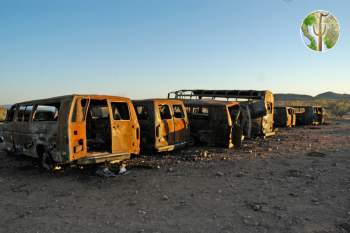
168;89;275;138
274;107;296;128
292;106;325;125
183;99;243;148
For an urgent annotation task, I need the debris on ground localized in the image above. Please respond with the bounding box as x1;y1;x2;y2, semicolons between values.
339;222;350;233
307;151;327;157
162;195;169;201
216;171;224;177
119;164;128;174
95;167;116;177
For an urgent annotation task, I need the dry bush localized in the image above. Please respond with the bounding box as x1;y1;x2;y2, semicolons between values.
327;101;350;118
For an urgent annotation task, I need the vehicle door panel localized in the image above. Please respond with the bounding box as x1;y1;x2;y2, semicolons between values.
69;97;89;160
109;101;132;154
157;104;175;147
172;104;188;144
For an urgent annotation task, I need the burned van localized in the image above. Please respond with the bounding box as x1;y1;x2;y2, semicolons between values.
168;89;275;138
0;107;7;122
132;99;189;152
274;107;296;128
0;95;140;169
293;106;325;125
183;99;244;148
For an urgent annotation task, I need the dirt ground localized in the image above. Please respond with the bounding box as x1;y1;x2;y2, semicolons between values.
0;119;349;233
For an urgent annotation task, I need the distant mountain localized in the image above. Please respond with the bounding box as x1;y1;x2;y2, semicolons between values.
315;91;350;100
274;93;314;101
275;91;350;101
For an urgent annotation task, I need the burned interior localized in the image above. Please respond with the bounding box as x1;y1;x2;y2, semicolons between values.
292;106;325;125
183;99;243;148
274;106;296;128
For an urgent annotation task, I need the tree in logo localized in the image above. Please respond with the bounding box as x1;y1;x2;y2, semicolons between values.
301;10;340;52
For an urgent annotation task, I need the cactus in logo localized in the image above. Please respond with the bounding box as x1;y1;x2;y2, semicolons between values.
301;10;340;52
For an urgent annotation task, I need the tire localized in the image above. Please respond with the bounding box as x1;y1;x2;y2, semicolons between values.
240;105;252;139
232;123;243;148
40;151;54;171
187;135;197;147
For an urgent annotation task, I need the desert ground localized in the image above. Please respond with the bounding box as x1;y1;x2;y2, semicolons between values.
0;119;349;233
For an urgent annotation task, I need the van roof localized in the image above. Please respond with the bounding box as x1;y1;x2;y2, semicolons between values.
14;94;131;105
182;99;239;107
133;99;184;104
168;89;273;100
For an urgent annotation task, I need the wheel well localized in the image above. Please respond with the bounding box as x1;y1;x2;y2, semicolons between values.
36;145;45;158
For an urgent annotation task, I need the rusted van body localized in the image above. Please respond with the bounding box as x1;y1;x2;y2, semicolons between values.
274;107;296;128
293;106;325;125
183;99;243;148
168;89;275;138
132;99;189;152
0;95;140;168
0;107;7;122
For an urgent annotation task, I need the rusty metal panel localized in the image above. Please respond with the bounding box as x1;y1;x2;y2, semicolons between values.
132;99;189;152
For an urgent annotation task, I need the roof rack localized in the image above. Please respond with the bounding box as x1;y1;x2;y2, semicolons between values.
168;89;269;101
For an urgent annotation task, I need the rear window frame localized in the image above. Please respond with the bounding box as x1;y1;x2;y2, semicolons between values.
111;102;131;121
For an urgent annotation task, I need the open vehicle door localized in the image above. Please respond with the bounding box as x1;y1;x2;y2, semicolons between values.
69;97;90;160
109;101;133;154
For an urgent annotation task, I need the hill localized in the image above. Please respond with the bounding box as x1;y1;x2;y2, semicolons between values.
275;91;350;101
315;91;350;100
274;93;314;101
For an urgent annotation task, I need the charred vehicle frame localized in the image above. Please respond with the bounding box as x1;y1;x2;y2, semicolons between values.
183;99;244;148
168;89;275;138
0;95;140;169
274;106;296;128
292;106;325;125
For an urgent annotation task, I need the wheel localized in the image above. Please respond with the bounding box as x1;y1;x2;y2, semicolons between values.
40;151;54;171
187;135;197;146
232;123;243;148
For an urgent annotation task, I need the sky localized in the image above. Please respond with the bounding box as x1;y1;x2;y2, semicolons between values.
0;0;349;104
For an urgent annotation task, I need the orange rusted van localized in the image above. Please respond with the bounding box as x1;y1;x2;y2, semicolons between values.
133;99;190;152
0;95;140;169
